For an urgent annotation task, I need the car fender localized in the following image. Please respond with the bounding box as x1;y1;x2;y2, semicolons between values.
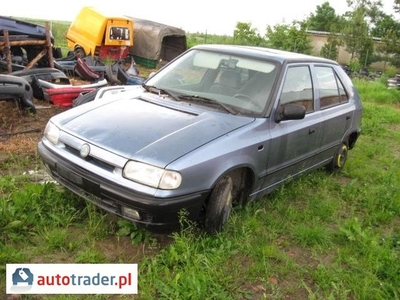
158;119;271;198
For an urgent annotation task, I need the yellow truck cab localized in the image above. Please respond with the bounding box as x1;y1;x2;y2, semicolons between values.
66;7;134;60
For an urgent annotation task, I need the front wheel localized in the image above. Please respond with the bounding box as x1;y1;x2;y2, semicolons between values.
326;142;348;172
204;176;233;234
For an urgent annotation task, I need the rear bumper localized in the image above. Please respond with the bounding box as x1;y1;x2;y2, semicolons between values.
38;141;209;231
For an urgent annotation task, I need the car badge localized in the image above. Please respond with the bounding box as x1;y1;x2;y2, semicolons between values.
80;144;90;158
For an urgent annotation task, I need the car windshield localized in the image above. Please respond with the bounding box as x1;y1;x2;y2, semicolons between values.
144;49;278;116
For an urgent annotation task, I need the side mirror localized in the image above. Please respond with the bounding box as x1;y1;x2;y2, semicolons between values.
275;104;306;123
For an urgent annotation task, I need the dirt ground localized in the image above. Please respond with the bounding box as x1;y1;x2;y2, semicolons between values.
0;98;67;172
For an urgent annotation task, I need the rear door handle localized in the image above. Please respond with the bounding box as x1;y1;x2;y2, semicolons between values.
309;128;316;134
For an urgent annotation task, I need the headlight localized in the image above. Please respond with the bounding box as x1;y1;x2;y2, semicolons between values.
123;161;182;190
44;122;60;145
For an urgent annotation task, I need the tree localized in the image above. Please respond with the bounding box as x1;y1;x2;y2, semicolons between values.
307;2;342;32
341;0;378;65
265;21;312;54
233;22;264;46
376;29;400;69
320;37;341;60
371;13;400;37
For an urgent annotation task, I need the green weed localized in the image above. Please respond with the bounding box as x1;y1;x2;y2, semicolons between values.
1;78;400;299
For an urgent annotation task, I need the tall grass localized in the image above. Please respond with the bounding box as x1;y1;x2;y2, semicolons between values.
353;77;400;105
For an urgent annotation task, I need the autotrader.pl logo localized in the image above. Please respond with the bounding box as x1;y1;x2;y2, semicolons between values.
6;263;138;294
11;267;34;293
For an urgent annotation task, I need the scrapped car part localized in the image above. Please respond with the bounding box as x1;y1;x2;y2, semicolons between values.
37;78;107;90
116;63;145;85
72;89;100;107
72;85;137;107
0;16;54;42
0;74;36;113
125;58;139;76
38;45;362;234
11;67;70;100
44;86;96;107
105;65;121;85
74;55;103;81
0;16;62;69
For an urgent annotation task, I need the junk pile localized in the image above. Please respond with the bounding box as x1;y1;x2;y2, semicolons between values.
1;15;146;113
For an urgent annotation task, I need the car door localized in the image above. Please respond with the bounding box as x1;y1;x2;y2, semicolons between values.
262;64;323;190
312;65;354;162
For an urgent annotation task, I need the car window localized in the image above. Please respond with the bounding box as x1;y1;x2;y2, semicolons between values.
280;66;314;113
315;66;349;109
147;49;278;116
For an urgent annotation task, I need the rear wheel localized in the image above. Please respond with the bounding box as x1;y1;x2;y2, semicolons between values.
326;142;348;172
204;176;233;234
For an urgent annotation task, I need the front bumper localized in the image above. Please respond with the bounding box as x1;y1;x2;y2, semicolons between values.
37;141;209;231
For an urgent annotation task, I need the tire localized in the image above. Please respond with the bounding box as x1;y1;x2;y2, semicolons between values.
326;143;348;172
74;47;86;58
204;176;233;234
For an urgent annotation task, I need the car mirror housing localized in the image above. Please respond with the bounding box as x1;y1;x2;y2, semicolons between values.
275;104;306;123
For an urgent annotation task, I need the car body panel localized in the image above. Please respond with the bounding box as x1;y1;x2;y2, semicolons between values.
0;15;54;42
0;74;36;113
60;97;255;167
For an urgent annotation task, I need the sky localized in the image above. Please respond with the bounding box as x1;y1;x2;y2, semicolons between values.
1;0;397;35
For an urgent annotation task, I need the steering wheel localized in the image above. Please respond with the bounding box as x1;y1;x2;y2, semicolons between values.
233;94;262;109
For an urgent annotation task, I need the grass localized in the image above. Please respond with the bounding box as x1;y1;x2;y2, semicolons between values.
1;80;400;299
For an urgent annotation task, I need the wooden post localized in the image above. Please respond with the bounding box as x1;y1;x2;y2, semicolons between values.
45;22;54;68
3;30;12;73
24;48;48;69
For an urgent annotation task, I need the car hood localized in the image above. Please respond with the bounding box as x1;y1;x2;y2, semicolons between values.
61;98;255;167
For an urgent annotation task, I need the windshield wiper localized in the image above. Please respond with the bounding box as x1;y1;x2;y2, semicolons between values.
177;95;237;115
141;83;181;101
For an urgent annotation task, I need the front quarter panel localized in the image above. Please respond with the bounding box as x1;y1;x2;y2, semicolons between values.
157;118;272;198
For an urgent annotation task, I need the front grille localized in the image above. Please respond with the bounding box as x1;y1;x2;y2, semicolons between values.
64;144;115;172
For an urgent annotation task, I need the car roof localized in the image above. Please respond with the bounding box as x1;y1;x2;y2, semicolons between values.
191;44;338;66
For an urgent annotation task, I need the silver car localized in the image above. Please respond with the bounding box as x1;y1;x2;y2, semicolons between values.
38;45;362;234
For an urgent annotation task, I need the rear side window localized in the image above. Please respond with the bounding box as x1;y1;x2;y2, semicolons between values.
280;66;314;113
315;66;349;109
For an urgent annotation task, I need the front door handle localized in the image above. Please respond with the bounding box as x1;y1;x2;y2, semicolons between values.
309;128;316;134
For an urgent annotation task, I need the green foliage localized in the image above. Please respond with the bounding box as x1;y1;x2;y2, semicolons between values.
319;37;341;60
383;65;398;78
342;8;371;60
307;1;343;32
233;22;265;46
371;13;400;38
186;32;235;48
348;59;362;73
117;219;152;244
353;78;400;104
0;182;84;244
265;21;312;54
